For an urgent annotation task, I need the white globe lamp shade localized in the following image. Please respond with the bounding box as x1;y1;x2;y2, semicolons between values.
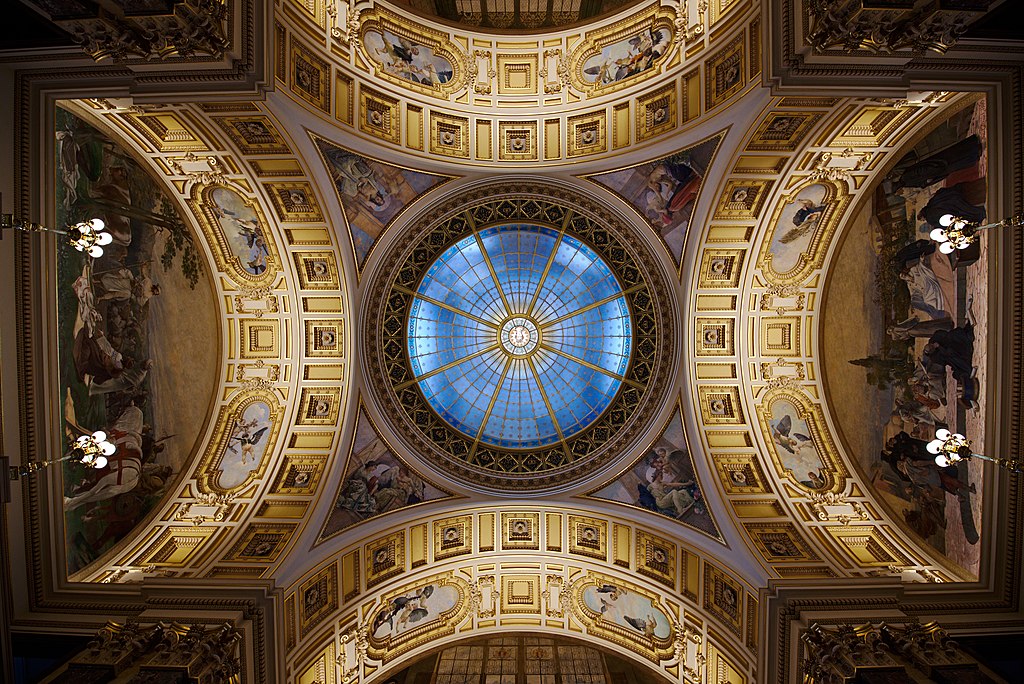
939;242;956;254
930;227;948;242
935;428;951;440
926;439;944;454
935;454;951;468
939;214;954;227
101;442;116;456
88;218;105;231
88;245;104;258
93;456;108;469
97;231;113;245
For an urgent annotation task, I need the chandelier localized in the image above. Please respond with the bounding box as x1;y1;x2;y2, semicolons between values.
927;428;1023;473
1;212;113;257
930;213;1024;253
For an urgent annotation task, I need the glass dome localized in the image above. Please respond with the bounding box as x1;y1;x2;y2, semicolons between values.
407;224;632;449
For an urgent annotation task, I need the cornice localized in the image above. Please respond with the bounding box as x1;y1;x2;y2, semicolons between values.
765;0;1024;93
0;0;271;101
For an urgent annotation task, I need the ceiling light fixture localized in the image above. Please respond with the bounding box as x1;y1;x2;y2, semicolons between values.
929;213;1024;254
1;197;112;257
6;431;115;481
927;428;1023;473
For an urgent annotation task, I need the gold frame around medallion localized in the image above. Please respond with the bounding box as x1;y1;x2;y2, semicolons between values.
359;9;466;99
194;389;285;495
189;183;280;286
756;176;852;285
754;387;849;495
566;6;676;97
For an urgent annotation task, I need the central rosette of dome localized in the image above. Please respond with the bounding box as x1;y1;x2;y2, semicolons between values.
406;223;632;450
500;317;540;355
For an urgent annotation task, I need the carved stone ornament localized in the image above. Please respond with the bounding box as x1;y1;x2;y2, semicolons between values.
804;0;995;55
674;0;707;45
55;0;231;62
168;152;229;186
337;624;369;684
66;620;242;681
802;620;985;682
329;0;363;47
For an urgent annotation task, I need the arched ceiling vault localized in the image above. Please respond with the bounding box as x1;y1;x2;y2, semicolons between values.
3;0;1021;683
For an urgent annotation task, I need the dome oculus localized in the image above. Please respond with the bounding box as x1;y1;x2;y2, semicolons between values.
407;224;632;450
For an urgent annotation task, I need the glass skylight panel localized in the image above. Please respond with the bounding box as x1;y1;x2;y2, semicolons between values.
407;224;632;449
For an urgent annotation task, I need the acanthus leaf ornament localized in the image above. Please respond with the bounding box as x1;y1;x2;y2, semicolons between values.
330;0;363;47
541;48;569;94
809;491;869;525
674;0;707;45
167;152;229;187
467;50;495;95
337;624;369;683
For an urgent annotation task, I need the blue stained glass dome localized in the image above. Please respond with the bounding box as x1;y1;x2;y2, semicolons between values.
407;224;632;449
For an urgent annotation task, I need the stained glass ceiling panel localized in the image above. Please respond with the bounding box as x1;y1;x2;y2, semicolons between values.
407;224;632;449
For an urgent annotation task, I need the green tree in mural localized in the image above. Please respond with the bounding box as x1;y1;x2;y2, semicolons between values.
849;353;913;390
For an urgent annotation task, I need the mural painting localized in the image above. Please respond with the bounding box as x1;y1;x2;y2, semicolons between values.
589;409;721;539
823;97;987;576
766;398;830;491
582;28;670;86
364;30;454;87
767;183;830;274
370;582;460;640
55;106;218;574
585;134;723;263
216;400;274;491
207;186;272;276
314;137;453;269
320;408;450;539
581;583;671;640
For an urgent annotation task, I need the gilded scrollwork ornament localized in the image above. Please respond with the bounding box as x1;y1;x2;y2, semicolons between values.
329;0;363;47
468;50;496;95
674;0;707;45
167;152;229;187
541;49;569;94
810;149;872;182
337;624;369;683
808;490;869;525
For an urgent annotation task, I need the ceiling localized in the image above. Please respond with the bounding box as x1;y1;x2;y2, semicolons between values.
1;1;1022;682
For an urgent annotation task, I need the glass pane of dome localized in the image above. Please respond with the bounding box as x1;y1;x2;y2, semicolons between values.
407;224;632;449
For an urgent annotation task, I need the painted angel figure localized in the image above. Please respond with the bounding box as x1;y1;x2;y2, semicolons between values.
770;414;811;454
227;416;268;463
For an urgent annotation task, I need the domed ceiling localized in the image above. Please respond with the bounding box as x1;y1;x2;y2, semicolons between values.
364;181;674;491
7;0;1019;682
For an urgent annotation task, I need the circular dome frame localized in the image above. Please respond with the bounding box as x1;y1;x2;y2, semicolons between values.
363;180;675;492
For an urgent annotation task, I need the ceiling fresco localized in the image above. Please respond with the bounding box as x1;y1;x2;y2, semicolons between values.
55;105;219;575
821;96;989;575
7;1;1020;683
312;134;456;272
